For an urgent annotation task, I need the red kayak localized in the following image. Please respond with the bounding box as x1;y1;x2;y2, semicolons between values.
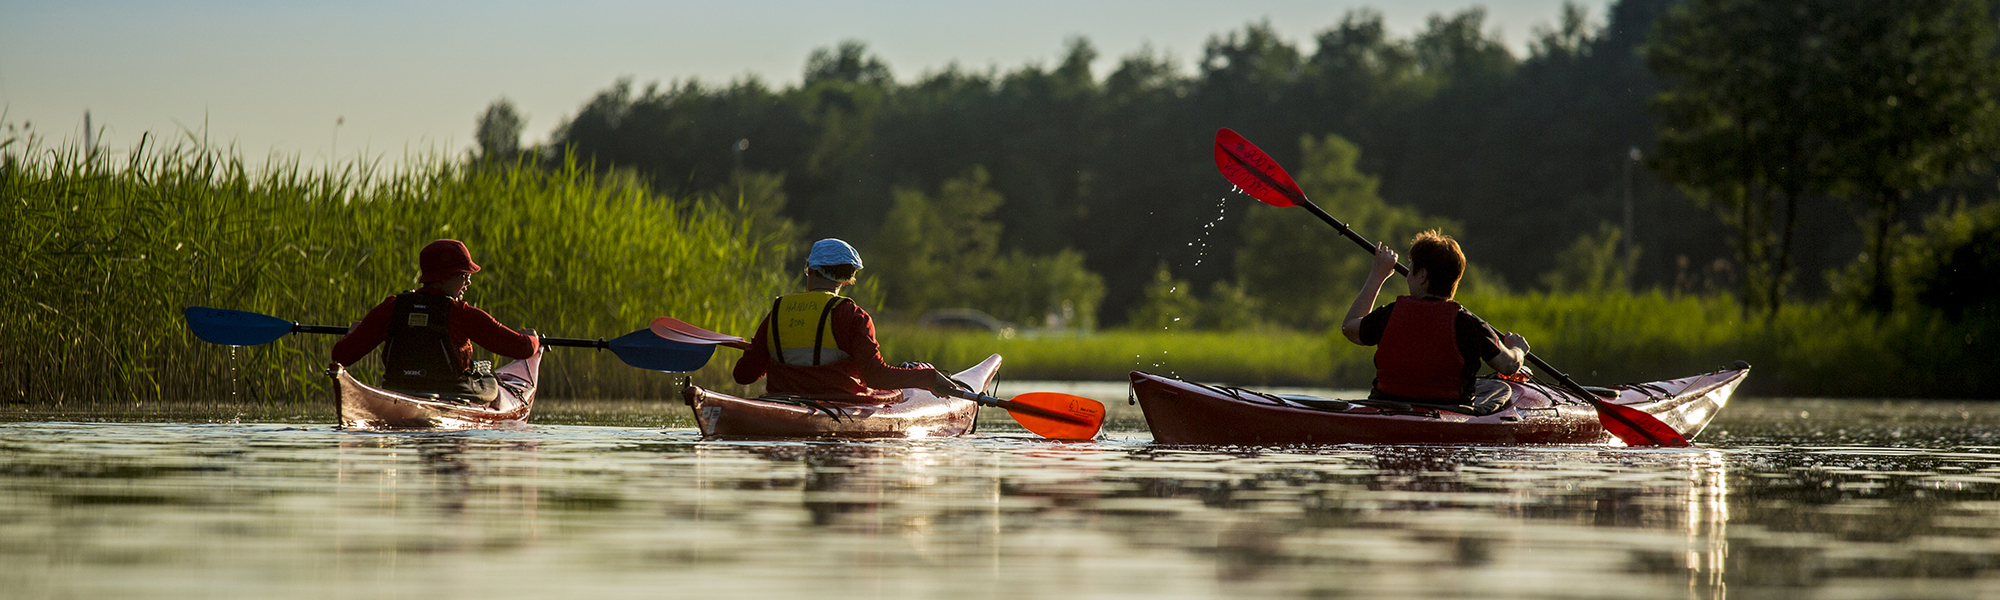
331;350;541;430
681;354;1002;440
1131;364;1749;445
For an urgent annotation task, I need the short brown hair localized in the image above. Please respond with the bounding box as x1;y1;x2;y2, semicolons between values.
1409;229;1465;298
811;263;859;283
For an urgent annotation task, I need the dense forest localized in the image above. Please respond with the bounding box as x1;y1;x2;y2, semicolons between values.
480;0;2000;331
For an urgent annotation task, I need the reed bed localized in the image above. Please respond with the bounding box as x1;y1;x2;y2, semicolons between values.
879;327;1344;387
2;137;787;407
882;292;1999;399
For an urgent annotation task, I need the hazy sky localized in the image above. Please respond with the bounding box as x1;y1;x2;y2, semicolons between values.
2;0;1591;161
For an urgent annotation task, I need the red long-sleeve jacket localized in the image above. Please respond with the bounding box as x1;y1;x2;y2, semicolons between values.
732;301;933;399
331;288;539;369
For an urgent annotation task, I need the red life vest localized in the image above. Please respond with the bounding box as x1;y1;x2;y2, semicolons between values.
1373;296;1466;401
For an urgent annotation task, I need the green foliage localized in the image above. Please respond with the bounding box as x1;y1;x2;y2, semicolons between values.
548;6;1755;325
1650;0;2000;316
886;290;2000;398
869;168;1103;329
1236;133;1458;329
1540;223;1636;294
1125;263;1201;331
984;249;1105;330
872;167;1006;311
473;97;526;162
881;327;1337;387
0;136;785;405
1199;279;1263;332
1831;199;2000;320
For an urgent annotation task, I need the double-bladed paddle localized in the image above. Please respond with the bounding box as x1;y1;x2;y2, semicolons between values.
185;306;716;372
650;316;1107;440
1212;128;1691;448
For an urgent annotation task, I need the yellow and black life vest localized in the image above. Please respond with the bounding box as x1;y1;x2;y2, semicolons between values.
765;291;855;366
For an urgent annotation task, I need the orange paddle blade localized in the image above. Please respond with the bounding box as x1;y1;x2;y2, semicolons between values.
1005;392;1105;441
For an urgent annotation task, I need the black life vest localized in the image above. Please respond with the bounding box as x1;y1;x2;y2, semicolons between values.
381;291;482;394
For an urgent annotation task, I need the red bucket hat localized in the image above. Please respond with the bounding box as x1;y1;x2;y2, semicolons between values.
419;239;482;282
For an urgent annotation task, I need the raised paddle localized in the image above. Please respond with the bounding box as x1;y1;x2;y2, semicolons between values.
185;306;717;372
651;316;1107;440
1212;128;1691;448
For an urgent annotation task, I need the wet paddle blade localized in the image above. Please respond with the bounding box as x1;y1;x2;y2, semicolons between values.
651;317;750;349
1005;392;1106;441
185;307;296;346
607;329;717;372
1590;397;1692;447
650;325;728;346
1213;128;1305;208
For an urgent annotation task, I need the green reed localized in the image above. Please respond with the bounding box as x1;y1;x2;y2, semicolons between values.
880;326;1344;387
1;136;788;406
881;292;1999;398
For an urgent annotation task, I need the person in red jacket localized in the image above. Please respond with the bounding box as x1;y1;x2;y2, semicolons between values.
732;239;956;401
329;239;539;402
1340;230;1529;404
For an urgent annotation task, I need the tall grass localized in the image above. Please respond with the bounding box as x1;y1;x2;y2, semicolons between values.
2;136;787;406
880;327;1342;387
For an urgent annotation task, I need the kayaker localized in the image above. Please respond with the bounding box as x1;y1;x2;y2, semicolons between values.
732;238;958;400
1340;230;1529;404
329;239;540;402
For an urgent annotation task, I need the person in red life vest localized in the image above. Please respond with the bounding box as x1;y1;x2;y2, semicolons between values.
732;239;957;401
1340;230;1529;404
328;239;540;402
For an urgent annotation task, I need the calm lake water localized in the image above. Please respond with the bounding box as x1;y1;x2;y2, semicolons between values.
5;383;2000;599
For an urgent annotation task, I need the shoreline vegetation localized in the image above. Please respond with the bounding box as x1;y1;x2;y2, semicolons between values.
2;138;788;406
881;291;1998;399
5;139;1996;408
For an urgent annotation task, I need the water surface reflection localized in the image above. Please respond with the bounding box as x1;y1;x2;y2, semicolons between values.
2;399;2000;598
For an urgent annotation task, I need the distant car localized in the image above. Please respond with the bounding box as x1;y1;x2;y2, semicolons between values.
917;309;1016;338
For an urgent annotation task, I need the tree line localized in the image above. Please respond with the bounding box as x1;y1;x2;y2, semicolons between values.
475;0;2000;330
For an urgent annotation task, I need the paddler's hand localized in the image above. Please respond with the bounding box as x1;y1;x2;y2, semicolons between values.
517;327;539;338
1503;332;1529;353
927;369;966;398
1368;242;1399;281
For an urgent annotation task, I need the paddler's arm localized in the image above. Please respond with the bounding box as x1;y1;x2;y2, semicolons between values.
454;304;540;359
833;302;944;391
330;297;396;367
1341;242;1400;345
1462;312;1529;376
732;315;772;385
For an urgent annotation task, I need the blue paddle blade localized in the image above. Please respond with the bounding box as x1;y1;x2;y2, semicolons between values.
184;306;296;346
607;329;715;372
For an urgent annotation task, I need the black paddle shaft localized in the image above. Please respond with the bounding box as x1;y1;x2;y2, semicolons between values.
287;323;609;349
1220;144;1616;408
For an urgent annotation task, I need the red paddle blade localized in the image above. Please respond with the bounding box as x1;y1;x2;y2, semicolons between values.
1006;392;1105;441
1591;398;1692;447
651;317;749;349
1214;128;1305;208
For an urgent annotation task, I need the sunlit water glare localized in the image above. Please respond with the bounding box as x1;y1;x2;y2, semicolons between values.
4;396;2000;599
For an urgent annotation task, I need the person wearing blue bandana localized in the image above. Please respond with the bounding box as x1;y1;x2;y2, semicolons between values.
732;239;956;400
